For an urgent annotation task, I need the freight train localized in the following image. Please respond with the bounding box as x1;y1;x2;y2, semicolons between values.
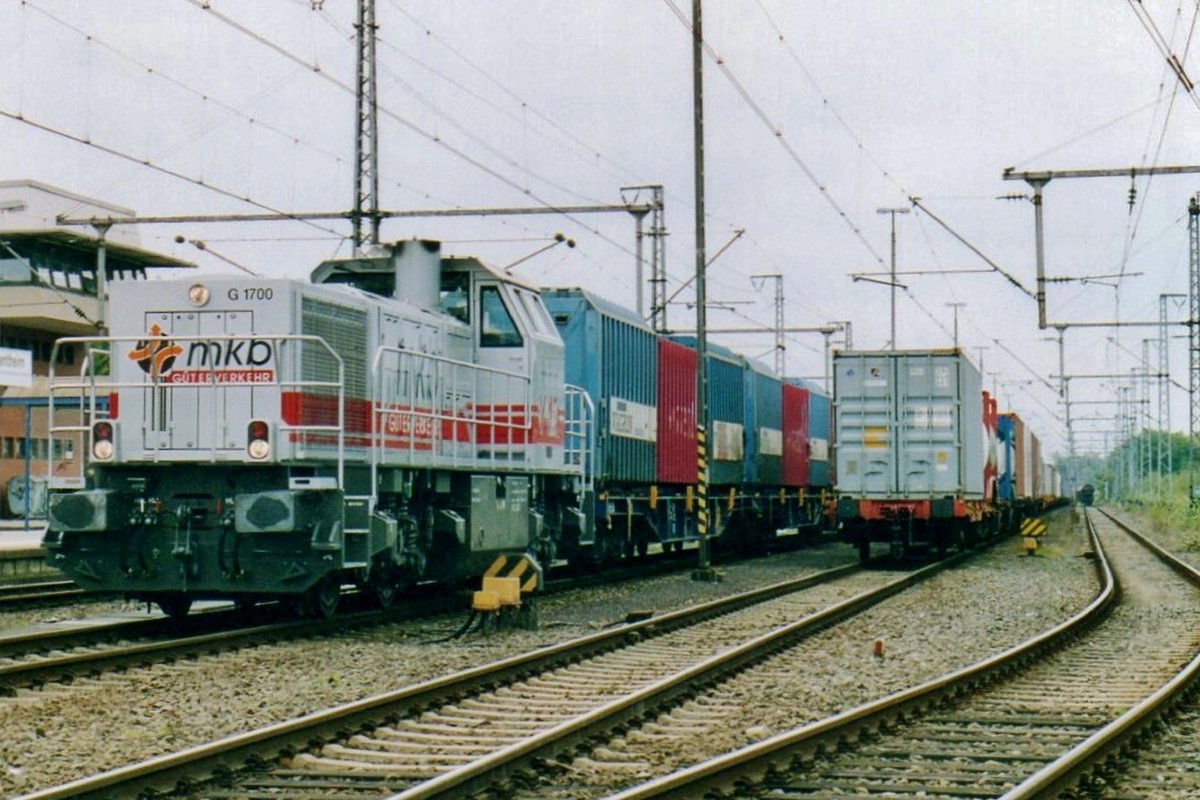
832;349;1063;561
41;240;832;618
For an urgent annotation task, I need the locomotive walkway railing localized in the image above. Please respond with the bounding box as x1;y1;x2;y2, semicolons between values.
47;334;346;489
563;383;594;494
368;345;592;480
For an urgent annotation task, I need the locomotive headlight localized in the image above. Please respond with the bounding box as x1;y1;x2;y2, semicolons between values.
187;283;211;307
92;421;115;461
247;419;271;459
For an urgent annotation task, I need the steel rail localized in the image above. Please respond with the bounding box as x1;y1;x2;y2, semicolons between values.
999;508;1200;799
0;604;245;660
13;558;902;800
0;580;86;606
0;537;815;681
0;610;398;691
602;514;1114;800
389;553;969;800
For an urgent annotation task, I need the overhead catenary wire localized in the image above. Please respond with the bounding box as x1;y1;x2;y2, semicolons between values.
184;0;642;264
1115;0;1200;282
0;106;346;241
660;0;887;270
15;0;511;233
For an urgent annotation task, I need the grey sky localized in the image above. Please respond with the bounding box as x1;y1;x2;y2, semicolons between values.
3;1;1197;456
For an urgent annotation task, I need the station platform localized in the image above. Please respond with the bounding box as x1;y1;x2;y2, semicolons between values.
0;519;56;580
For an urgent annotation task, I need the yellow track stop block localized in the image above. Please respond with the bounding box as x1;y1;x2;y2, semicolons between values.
482;576;522;607
472;590;500;612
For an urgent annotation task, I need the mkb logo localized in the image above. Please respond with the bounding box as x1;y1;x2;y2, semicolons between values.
128;324;275;385
129;324;183;379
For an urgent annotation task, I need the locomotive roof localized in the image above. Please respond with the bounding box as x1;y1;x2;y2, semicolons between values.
443;255;541;292
310;251;541;295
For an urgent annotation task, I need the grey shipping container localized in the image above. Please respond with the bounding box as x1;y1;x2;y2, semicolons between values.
834;350;983;500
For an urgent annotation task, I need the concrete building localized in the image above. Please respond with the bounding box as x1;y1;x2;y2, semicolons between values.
0;180;191;517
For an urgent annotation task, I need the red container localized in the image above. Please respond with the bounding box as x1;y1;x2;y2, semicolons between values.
656;338;697;484
1030;432;1043;497
782;382;810;487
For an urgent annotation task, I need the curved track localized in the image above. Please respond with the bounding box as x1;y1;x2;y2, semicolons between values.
599;507;1200;800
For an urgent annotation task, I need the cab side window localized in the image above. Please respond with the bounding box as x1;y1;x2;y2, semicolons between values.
439;271;470;324
479;286;523;348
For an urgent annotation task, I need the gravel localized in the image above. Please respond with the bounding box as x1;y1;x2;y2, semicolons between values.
0;522;1098;797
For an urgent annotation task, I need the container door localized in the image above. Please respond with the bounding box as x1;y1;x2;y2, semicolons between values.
896;355;959;495
834;354;894;495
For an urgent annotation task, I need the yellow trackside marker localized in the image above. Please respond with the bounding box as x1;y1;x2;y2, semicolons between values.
779;488;786;504
1023;536;1039;554
484;556;507;578
728;487;736;510
482;575;521;606
650;485;658;509
686;485;694;512
472;590;500;612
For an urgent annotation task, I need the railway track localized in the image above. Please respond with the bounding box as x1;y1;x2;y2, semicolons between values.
0;579;89;608
14;551;962;800
0;534;830;692
593;507;1200;800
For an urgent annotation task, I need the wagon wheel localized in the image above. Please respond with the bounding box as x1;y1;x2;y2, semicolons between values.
157;595;193;620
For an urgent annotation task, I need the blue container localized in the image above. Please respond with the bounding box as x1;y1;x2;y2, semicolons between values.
997;414;1016;502
544;289;658;485
669;337;747;486
744;361;783;485
788;378;831;489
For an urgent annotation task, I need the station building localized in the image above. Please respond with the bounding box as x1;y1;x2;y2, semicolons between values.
0;179;190;517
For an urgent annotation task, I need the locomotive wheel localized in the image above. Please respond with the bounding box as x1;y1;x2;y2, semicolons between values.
312;575;341;619
370;566;399;610
157;595;193;620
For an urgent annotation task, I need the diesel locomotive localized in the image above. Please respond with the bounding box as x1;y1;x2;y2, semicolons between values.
42;240;831;617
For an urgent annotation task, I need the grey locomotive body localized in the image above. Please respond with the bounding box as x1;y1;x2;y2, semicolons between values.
43;240;591;617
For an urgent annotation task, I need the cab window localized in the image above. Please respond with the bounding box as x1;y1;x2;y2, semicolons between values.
439;271;470;324
479;286;523;348
517;290;555;337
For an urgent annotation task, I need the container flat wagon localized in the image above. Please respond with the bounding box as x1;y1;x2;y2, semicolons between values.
833;349;987;560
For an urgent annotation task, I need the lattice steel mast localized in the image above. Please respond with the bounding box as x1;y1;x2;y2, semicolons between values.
1189;195;1199;503
352;0;380;253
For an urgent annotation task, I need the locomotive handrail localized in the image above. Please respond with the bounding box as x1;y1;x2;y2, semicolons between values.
48;334;346;489
564;383;594;492
368;345;540;492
